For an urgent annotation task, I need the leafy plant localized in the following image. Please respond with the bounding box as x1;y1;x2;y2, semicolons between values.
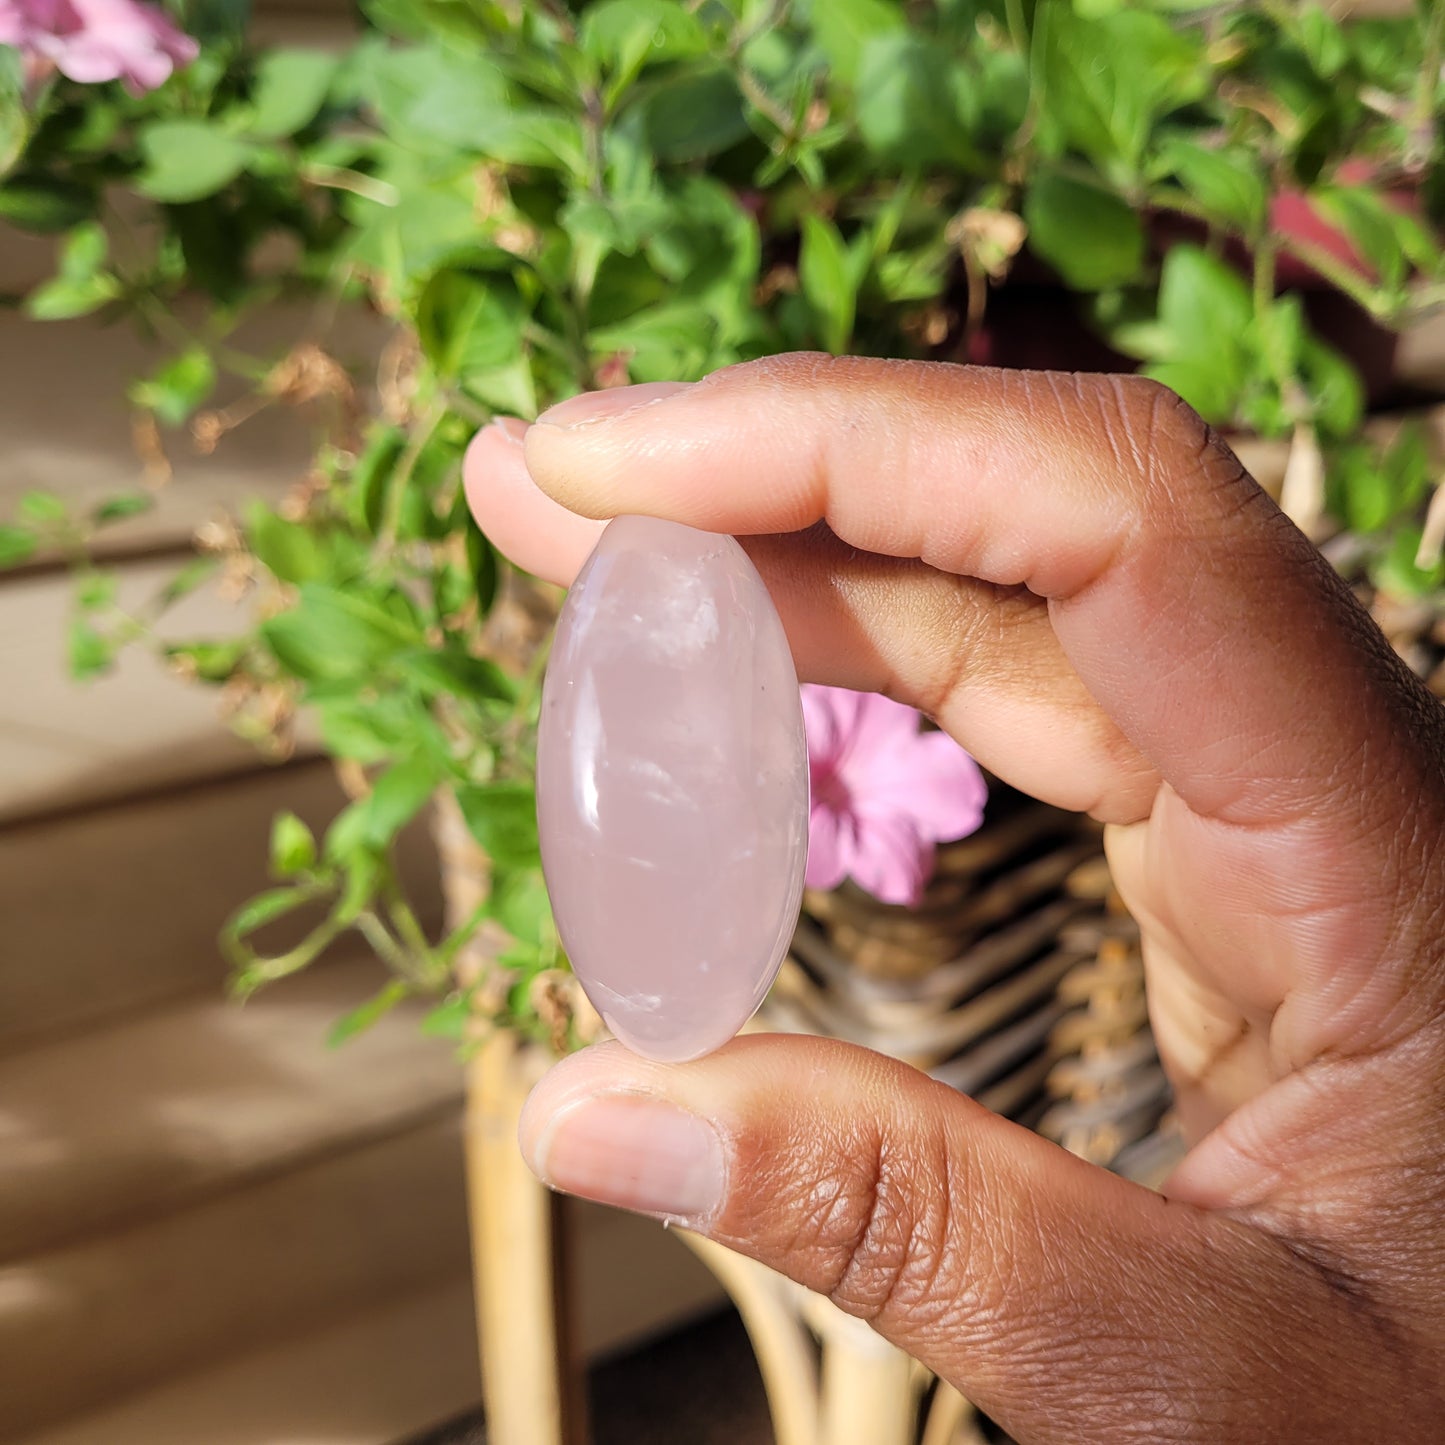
1;0;1442;1047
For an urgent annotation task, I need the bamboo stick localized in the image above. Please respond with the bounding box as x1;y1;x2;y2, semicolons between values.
465;1033;587;1445
678;1234;821;1445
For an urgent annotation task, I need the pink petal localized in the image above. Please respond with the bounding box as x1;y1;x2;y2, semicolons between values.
852;730;987;842
846;811;932;907
1;0;69;38
47;0;194;91
47;35;124;80
120;43;173;90
135;1;196;62
800;683;853;771
841;689;924;769
804;801;855;892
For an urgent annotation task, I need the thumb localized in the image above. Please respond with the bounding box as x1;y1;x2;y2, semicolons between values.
519;1036;1394;1443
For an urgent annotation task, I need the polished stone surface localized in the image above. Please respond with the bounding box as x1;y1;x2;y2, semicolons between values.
537;516;808;1062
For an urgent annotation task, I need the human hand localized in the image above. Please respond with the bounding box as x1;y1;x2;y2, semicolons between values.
464;357;1445;1441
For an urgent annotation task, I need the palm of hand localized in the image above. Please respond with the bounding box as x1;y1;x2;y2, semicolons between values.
467;356;1445;1440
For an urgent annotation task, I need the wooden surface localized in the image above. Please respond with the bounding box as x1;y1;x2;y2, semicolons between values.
0;559;283;823
467;1034;586;1445
0;274;720;1445
0;759;365;1050
0;1113;470;1439
19;1277;485;1445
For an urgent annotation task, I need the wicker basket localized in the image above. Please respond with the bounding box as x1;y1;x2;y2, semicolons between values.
762;784;1180;1182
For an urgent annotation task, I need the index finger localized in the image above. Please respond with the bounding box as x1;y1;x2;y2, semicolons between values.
521;354;1425;833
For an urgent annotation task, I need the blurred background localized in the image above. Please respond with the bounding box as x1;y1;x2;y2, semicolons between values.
0;4;738;1442
1;0;1442;1442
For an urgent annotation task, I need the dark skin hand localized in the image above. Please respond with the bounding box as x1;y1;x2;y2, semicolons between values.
463;356;1445;1442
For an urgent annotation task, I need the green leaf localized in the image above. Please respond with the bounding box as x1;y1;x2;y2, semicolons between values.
1375;527;1445;599
395;646;515;703
1332;426;1433;537
434;558;474;620
1382;424;1434;515
129;348;217;427
1156;244;1254;356
855;34;981;171
1158;139;1268;237
1301;335;1364;440
809;0;906;89
640;65;749;162
798;213;861;355
459;355;538;417
26;273;119;320
1296;4;1349;79
93;493;154;525
455;781;541;868
324;797;370;864
261;584;418;683
1310;187;1410;290
464;514;499;615
582;0;707;73
1142;360;1243;425
137;120;254;203
587;302;719;381
159;558;220;605
315;713;387;765
415;269;527;382
188;0;251;45
359;44;581;170
167;638;248;682
0;177;95;233
224;885;318;941
248;49;338;139
270;811;318;878
0;525;36;567
327;979;410;1047
1257;294;1307;381
351;425;408;537
488;868;552;945
1331;444;1392;534
362;754;439;847
247;505;328;585
1023;172;1145;290
68;619;114;679
421;992;471;1039
1039;7;1204;174
76;571;117;612
18;491;67;525
58;221;108;280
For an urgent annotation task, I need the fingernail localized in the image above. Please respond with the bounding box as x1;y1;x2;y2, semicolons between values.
488;415;527;446
525;1093;726;1223
537;381;692;430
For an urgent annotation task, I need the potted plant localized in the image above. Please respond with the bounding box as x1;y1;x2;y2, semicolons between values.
1;0;1441;1439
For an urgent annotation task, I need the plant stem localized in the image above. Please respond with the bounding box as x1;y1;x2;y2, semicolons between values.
729;0;789;56
384;875;447;985
1412;0;1445;141
375;401;445;559
231;909;343;992
1276;235;1395;322
582;88;607;198
302;164;400;208
354;909;427;982
735;67;797;148
1252;234;1276;320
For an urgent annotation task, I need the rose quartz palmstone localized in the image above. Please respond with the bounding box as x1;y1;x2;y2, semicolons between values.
536;515;809;1062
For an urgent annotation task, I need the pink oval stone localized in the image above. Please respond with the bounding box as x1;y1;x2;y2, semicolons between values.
536;516;809;1062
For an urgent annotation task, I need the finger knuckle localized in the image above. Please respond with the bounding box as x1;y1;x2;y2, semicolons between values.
816;1122;967;1329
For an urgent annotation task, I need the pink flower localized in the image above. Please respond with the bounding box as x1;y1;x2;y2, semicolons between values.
0;0;197;95
802;685;988;908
